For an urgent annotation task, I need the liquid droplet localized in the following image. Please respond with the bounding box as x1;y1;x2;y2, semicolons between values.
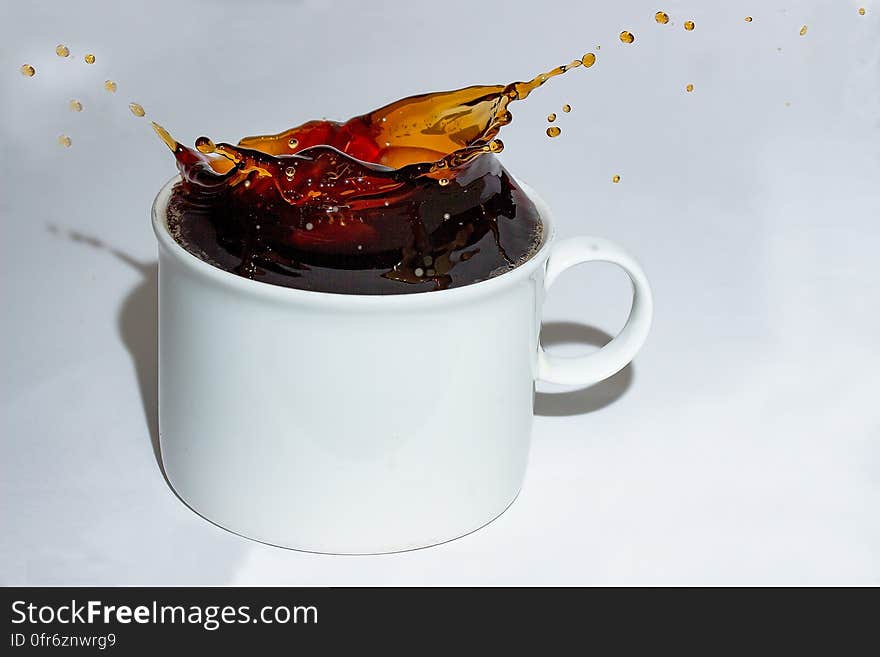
562;104;572;113
546;126;561;138
84;53;96;64
619;31;635;44
859;8;866;16
55;44;70;57
288;137;299;149
20;64;35;77
151;122;177;152
596;45;601;50
488;139;504;153
686;83;694;93
581;52;596;67
684;20;695;31
284;165;296;178
745;16;753;23
547;113;557;122
799;24;808;36
195;136;215;153
655;11;669;24
58;135;72;148
104;80;117;93
438;178;450;186
129;102;145;117
69;99;83;112
612;174;621;183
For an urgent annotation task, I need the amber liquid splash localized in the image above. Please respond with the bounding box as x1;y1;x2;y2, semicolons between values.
158;60;590;294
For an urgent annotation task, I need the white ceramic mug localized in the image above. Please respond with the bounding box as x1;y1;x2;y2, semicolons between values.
152;176;653;553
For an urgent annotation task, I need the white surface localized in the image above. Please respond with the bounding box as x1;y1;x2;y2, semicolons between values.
1;0;878;584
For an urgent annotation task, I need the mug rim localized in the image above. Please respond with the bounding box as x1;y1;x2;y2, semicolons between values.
152;174;557;306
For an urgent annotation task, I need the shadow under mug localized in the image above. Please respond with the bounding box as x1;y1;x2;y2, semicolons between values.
152;176;653;553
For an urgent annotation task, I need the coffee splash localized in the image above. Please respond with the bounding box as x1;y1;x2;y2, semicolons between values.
154;57;590;197
152;59;600;293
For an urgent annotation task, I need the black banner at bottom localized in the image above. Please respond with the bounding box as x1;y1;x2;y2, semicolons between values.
1;586;872;651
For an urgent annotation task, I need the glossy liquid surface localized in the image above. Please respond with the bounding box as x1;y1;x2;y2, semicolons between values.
159;62;593;294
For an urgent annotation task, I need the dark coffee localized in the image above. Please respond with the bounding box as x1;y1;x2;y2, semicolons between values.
156;60;589;294
166;157;542;294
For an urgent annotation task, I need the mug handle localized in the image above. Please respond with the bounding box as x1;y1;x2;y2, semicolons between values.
538;236;654;386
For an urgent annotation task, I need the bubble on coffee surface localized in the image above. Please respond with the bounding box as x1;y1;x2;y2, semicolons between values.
56;44;70;57
58;135;72;148
104;80;117;93
20;64;35;77
546;126;561;137
655;12;669;25
129;102;145;117
684;20;695;31
84;53;96;64
800;25;808;36
619;31;635;44
69;99;83;112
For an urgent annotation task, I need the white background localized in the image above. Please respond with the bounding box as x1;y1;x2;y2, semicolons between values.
1;0;878;585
